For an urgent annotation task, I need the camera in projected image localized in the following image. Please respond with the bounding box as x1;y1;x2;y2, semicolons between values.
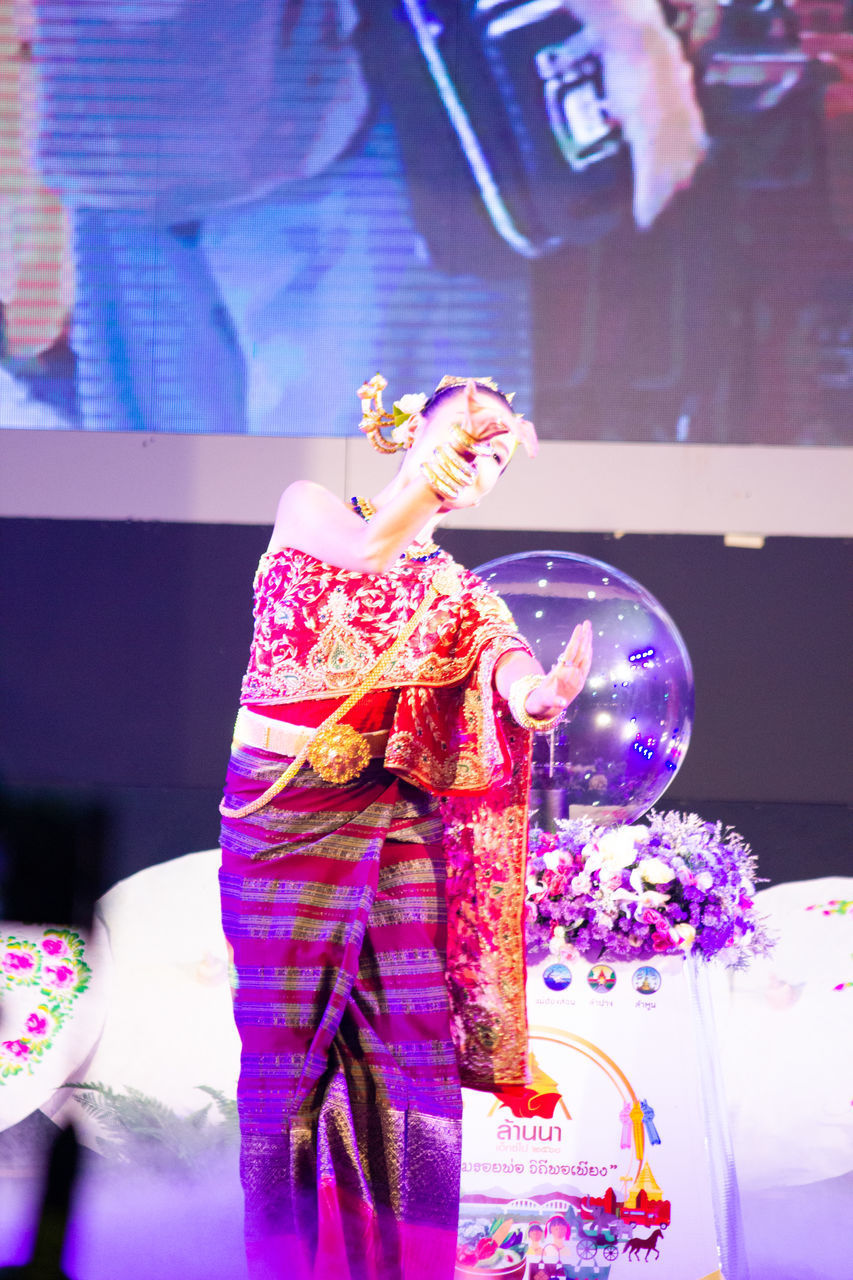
399;0;834;256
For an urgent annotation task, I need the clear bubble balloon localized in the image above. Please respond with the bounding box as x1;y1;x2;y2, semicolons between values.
475;551;694;828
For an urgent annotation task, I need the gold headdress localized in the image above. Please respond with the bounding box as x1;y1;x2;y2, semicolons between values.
357;373;514;454
433;374;514;403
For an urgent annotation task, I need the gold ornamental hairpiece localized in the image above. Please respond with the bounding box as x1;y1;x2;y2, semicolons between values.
357;374;399;454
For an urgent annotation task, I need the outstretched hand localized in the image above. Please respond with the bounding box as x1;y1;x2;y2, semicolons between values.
526;620;594;720
456;380;539;459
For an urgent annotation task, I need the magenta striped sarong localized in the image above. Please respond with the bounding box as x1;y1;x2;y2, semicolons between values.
219;743;462;1280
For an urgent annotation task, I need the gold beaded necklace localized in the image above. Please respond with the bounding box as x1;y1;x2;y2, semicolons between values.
350;495;441;562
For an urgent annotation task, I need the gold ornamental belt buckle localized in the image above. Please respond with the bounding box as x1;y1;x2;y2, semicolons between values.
307;721;373;784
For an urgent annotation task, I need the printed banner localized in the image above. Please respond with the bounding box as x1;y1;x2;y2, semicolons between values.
458;954;734;1280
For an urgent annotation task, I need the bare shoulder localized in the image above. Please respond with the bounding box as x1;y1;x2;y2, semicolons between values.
275;479;333;517
267;481;358;556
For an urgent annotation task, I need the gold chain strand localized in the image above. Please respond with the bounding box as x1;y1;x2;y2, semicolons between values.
220;568;458;819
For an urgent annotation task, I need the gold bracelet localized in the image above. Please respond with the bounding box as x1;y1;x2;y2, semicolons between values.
432;443;475;488
508;673;565;732
448;421;478;456
420;444;476;502
420;459;459;501
428;453;466;492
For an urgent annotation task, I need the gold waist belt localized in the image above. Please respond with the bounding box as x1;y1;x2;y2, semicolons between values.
233;706;389;761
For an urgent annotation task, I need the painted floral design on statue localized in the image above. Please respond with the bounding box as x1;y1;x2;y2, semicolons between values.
1;939;40;982
0;928;92;1079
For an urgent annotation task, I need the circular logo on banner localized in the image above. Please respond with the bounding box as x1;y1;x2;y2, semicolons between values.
542;963;573;991
586;964;616;992
633;965;662;994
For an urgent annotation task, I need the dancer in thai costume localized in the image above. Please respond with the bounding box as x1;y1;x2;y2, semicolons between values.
219;376;593;1280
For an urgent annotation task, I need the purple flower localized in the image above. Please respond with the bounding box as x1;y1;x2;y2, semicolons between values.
2;950;35;972
41;937;67;957
26;1013;50;1036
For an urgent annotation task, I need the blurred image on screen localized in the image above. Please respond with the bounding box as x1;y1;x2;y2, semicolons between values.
1;0;851;444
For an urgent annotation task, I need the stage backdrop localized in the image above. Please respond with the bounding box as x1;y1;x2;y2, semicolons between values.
1;0;851;443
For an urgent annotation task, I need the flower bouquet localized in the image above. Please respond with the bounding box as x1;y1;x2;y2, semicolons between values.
526;811;773;968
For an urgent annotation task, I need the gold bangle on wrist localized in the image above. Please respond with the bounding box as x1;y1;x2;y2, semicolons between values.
448;421;478;456
420;443;476;502
420;459;458;501
429;453;466;492
433;443;475;487
508;673;565;732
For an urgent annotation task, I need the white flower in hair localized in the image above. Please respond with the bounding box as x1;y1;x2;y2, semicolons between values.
391;392;427;448
394;393;427;417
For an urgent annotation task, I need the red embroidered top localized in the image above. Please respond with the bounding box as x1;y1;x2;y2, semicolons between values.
241;546;528;706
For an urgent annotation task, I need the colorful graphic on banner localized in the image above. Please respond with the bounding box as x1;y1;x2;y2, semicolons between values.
543;965;573;992
586;965;616;993
458;956;723;1279
632;967;662;995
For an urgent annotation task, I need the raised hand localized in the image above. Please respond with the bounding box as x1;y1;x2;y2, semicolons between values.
526;620;594;720
454;380;539;459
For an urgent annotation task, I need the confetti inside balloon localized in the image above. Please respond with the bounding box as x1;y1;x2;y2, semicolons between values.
476;551;694;828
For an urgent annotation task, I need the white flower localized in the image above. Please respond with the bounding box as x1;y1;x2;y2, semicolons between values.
618;884;669;910
695;871;714;892
543;846;563;872
583;826;639;874
671;923;696;949
636;856;675;885
394;392;427;417
571;871;592;896
629;857;673;902
600;868;626;892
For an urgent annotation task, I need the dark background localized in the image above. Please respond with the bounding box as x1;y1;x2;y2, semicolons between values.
1;517;849;897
